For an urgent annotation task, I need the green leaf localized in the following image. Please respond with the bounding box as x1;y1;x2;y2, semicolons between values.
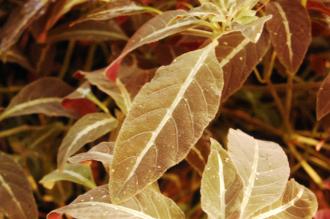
40;163;95;189
265;0;311;74
57;112;118;168
0;152;38;219
0;77;74;121
110;41;224;203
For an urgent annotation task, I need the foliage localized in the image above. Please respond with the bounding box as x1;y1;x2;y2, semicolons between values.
0;0;329;218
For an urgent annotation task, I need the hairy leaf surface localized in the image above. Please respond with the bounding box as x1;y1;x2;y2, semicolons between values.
0;153;38;219
217;31;270;102
110;41;224;202
0;77;74;121
40;163;95;189
317;73;330;120
57;112;117;168
201;138;243;219
227;129;290;218
266;0;311;74
105;10;200;78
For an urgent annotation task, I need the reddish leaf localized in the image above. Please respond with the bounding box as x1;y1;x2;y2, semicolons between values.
307;1;330;16
106;59;122;81
217;31;270;103
317;73;330;120
315;209;330;219
266;0;311;74
62;99;98;117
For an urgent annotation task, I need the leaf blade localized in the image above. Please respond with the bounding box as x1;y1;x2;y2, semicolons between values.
0;153;38;219
227;129;290;218
110;41;224;202
265;0;311;74
57;112;118;168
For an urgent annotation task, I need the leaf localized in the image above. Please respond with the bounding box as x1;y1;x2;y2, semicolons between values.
265;0;311;74
47;20;128;43
315;209;330;219
48;202;155;219
0;48;34;72
233;15;272;43
0;152;38;219
0;77;74;121
105;10;201;79
68;142;114;168
227;129;290;218
216;31;270;102
61;82;99;117
185;131;211;175
0;0;51;53
252;179;317;219
200;130;318;219
317;73;330;120
110;41;224;203
50;184;184;219
57;112;117;168
42;0;90;35
79;65;153;114
74;0;158;24
40;163;95;189
201;138;243;219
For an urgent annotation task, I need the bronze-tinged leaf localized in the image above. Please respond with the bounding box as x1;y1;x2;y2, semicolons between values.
227;129;290;218
69;142;114;169
0;152;38;219
47;20;128;43
79;65;154;114
74;0;158;24
40;163;96;190
0;0;51;53
265;0;311;74
253;179;318;219
110;41;224;203
185;132;211;176
0;48;34;72
105;10;200;78
217;31;270;102
53;184;184;219
42;0;90;36
200;138;243;219
57;112;118;168
317;73;330;120
0;77;74;121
